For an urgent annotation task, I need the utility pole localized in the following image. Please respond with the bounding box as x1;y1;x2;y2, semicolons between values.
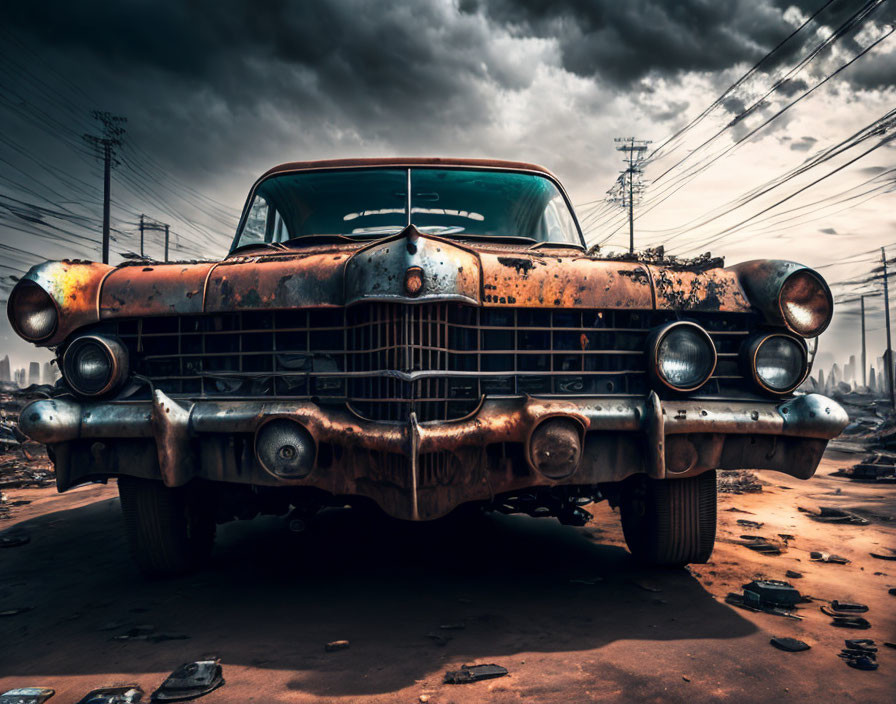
84;111;127;264
140;217;171;262
611;137;650;253
883;247;895;409
860;295;867;388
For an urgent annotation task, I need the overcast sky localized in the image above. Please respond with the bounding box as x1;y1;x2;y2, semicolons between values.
0;0;894;375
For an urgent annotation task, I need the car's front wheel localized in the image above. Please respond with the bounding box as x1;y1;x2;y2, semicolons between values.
118;476;216;577
620;471;717;567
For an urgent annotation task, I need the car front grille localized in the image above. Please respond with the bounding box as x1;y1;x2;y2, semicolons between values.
113;303;755;422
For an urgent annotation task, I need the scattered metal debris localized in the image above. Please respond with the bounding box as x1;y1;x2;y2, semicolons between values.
839;639;879;670
0;388;54;495
444;664;508;685
75;686;143;704
113;625;188;643
770;637;810;652
823;611;871;629
830;600;868;613
810;551;850;564
832;453;896;483
798;506;869;525
325;640;350;652
150;660;223;702
631;579;662;593
736;519;763;529
0;533;30;548
785;570;803;579
0;689;55;704
735;535;781;555
0;607;32;617
725;580;804;619
869;549;896;561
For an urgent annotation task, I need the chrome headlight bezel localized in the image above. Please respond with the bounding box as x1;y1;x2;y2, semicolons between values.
743;332;808;395
778;269;833;338
7;281;59;342
62;335;129;397
648;321;718;393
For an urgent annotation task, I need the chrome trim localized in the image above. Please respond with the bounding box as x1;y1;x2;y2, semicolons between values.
21;392;849;487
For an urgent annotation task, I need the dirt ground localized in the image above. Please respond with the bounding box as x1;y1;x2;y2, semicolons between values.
1;454;894;703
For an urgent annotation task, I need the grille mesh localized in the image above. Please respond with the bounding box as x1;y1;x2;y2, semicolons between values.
114;303;754;422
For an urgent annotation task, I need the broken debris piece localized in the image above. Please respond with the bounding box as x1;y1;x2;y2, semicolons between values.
75;686;143;704
0;607;32;617
444;664;508;685
798;506;869;525
725;580;804;619
0;689;55;704
150;659;223;702
736;536;781;555
770;637;810;652
810;551;850;564
0;533;30;548
736;519;763;529
785;570;803;579
823;610;872;629
325;640;350;652
831;600;868;613
869;551;896;561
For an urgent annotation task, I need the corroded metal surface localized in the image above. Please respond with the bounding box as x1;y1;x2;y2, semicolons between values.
18;260;112;345
100;262;214;317
14;234;759;342
21;393;848;518
344;227;482;305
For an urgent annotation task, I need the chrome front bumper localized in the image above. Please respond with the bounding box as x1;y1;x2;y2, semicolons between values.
21;390;847;486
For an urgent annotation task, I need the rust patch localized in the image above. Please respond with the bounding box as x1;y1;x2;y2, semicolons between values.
497;257;535;275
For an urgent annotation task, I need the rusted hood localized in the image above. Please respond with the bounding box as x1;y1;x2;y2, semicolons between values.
19;232;752;346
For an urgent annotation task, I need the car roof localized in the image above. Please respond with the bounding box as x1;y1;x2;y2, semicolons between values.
259;157;559;180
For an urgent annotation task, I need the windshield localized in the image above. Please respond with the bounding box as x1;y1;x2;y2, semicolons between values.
232;168;582;250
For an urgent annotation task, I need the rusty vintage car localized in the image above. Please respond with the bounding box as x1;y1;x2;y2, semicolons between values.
8;157;848;574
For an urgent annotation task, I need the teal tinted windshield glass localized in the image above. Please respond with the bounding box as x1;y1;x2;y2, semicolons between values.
232;168;581;250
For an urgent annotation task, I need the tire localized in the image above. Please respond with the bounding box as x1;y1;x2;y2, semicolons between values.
620;470;717;567
118;476;216;577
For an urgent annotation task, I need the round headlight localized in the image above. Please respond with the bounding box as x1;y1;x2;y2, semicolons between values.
779;270;832;337
749;334;807;394
62;335;128;397
650;322;717;392
7;281;58;342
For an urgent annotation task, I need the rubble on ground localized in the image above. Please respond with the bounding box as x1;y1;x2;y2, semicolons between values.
717;470;763;494
0;384;54;516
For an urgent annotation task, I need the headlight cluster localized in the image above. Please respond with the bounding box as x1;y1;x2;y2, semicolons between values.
779;270;832;337
649;322;808;396
7;281;58;342
62;335;129;397
649;322;717;392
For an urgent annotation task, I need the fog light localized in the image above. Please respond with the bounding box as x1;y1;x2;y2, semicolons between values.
62;335;128;397
528;418;582;479
255;419;316;478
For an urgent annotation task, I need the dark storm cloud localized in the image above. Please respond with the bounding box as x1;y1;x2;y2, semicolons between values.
1;0;893;199
461;0;896;88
